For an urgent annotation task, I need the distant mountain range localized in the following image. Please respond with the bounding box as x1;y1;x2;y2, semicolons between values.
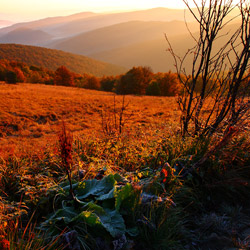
90;34;194;73
0;8;197;38
0;44;126;76
0;8;242;73
0;27;53;46
49;20;199;56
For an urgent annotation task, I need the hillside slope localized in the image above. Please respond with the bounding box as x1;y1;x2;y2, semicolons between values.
90;34;194;72
50;20;199;56
0;44;126;76
0;8;199;40
0;12;98;37
0;28;53;45
50;8;198;37
90;22;242;73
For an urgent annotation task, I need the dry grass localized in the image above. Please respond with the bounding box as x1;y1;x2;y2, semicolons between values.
0;82;180;157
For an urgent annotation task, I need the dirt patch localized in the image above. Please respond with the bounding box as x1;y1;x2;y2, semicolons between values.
34;114;58;124
0;122;20;137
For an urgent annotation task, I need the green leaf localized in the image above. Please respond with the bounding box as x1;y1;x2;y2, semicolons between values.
126;227;139;237
83;201;105;215
41;206;78;228
76;175;116;200
113;173;127;183
96;187;115;201
72;209;126;238
99;209;126;237
62;182;79;192
115;183;134;211
72;211;102;227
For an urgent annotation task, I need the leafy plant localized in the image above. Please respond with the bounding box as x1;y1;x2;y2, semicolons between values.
40;174;140;248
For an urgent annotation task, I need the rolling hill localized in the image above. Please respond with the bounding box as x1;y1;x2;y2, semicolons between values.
49;7;199;37
0;8;199;41
0;44;126;76
0;27;53;45
90;22;242;73
0;12;98;37
90;36;184;73
49;20;199;56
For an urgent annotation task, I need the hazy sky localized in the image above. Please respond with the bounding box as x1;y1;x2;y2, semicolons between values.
0;0;193;22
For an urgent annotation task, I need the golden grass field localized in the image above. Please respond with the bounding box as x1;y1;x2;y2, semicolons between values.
0;82;181;158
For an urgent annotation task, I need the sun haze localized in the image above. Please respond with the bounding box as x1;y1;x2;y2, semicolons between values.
1;0;190;21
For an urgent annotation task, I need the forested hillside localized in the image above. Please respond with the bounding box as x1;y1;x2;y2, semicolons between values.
0;44;126;76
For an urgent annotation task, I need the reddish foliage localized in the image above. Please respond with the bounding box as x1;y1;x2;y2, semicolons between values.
54;66;75;86
161;168;168;183
0;237;10;250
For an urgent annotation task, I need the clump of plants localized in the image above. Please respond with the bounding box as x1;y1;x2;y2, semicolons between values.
37;122;184;249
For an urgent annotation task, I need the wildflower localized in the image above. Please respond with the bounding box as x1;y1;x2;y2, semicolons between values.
0;238;10;250
58;121;75;201
58;121;73;171
160;168;168;183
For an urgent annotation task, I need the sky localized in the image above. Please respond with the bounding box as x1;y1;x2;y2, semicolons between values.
0;0;194;22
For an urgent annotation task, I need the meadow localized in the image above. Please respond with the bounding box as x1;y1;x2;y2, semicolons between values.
0;82;250;249
0;82;180;157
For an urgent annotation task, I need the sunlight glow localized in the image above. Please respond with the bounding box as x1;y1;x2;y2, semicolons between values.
0;0;190;21
0;0;241;22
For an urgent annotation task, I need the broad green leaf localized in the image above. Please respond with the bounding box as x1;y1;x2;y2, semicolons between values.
76;175;116;200
72;209;125;238
99;209;126;237
115;183;134;211
126;227;139;237
72;211;102;227
41;206;78;227
96;187;115;201
83;201;105;215
62;182;79;192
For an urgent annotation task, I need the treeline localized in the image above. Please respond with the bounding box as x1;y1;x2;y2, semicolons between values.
0;60;182;96
0;60;54;85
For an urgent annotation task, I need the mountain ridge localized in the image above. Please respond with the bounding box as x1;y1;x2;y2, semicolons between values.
48;20;199;56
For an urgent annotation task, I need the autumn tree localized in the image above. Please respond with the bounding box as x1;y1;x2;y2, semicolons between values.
0;63;6;81
100;76;117;92
29;71;43;83
14;67;26;83
146;80;161;96
158;72;182;96
5;71;17;84
118;66;153;95
54;66;74;86
85;75;100;90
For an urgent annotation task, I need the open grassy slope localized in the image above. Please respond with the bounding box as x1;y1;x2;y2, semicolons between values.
0;82;180;157
0;44;126;76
